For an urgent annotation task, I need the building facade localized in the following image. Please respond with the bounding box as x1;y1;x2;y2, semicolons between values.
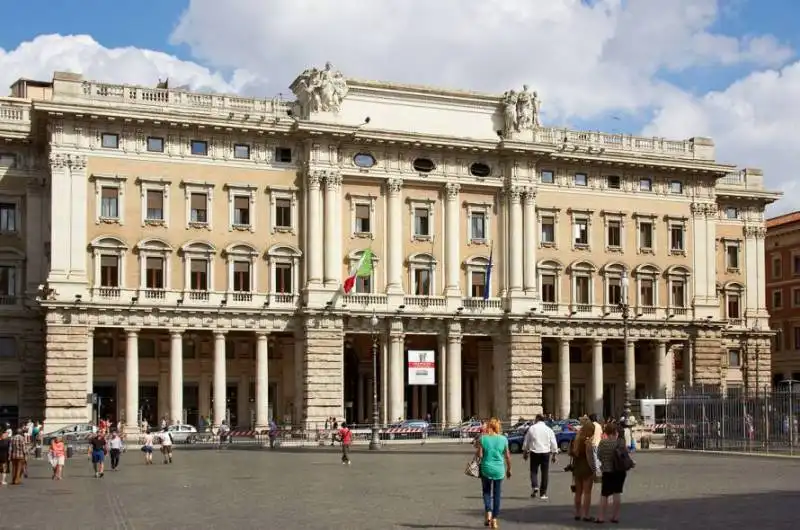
766;212;800;385
0;65;781;432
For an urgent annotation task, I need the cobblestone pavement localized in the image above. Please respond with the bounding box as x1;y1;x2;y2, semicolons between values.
1;447;797;529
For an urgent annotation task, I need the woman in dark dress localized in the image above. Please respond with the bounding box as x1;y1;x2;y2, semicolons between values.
570;421;597;521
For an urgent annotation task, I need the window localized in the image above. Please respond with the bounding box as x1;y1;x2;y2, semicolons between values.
470;163;491;177
670;180;683;194
773;289;783;309
275;147;292;163
471;211;486;241
639;222;653;251
470;271;486;298
772;256;782;279
640;278;654;306
355;204;371;234
412;158;436;173
101;133;119;149
233;196;250;227
793;287;800;307
574;173;588;186
726;243;740;270
794;255;800;276
413;269;431;295
573;219;589;246
274;263;292;293
191;140;208;156
0;202;17;233
607;175;621;189
575;276;590;305
145;190;164;222
99;255;119;288
607;277;622;306
190;193;208;223
275;199;292;229
607;221;621;249
145;257;164;289
671;280;686;308
232;261;251;292
0;265;17;301
101;187;119;219
725;207;738;220
147;137;164;153
233;144;250;160
354;153;376;168
541;274;556;303
189;259;208;290
413;206;432;239
540;170;554;184
670;225;684;252
728;349;741;368
727;293;740;319
639;178;652;192
540;216;555;246
795;327;800;350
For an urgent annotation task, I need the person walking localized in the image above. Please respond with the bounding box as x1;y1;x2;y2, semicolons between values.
108;432;123;471
338;421;352;465
0;430;10;486
9;429;26;485
49;435;66;480
159;428;173;464
522;414;558;500
570;422;598;522
475;418;512;528
142;430;154;464
596;423;632;524
88;430;108;478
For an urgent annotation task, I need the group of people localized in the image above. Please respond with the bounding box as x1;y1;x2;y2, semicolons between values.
470;414;635;527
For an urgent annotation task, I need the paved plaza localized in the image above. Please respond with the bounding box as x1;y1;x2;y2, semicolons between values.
0;447;797;529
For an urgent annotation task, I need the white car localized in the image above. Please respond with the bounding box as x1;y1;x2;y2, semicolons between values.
164;424;198;443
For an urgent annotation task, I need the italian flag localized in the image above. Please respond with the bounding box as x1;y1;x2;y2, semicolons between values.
343;248;373;294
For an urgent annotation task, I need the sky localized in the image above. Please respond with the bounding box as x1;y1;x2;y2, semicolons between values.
1;0;798;214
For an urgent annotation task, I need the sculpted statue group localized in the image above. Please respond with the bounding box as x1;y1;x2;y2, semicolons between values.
501;85;541;138
294;62;349;113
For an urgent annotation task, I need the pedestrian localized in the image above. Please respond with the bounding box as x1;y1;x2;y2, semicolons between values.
338;421;352;465
0;430;10;486
570;422;598;522
109;431;123;470
268;419;279;449
522;414;558;500
88;430;108;478
9;429;26;485
159;428;173;464
141;430;154;464
596;423;632;524
49;435;66;480
475;418;511;528
331;418;339;446
588;414;603;477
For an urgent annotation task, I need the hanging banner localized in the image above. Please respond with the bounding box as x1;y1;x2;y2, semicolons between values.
407;349;436;385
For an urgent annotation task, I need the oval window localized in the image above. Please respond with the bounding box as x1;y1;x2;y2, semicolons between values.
353;153;376;168
470;162;491;177
412;158;436;173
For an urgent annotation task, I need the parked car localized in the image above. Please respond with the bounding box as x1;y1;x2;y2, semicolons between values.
381;420;430;440
506;424;577;454
449;420;483;438
163;424;198;444
42;423;95;446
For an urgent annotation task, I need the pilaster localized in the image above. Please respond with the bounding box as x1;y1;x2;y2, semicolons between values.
522;187;538;296
444;183;461;300
388;318;405;422
691;202;719;318
302;314;344;426
504;321;542;421
692;330;723;386
445;320;463;425
304;169;325;302
322;170;343;289
43;311;91;431
386;178;403;297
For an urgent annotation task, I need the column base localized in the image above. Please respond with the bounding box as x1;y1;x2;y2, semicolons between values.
254;423;269;434
505;293;532;314
44;407;90;433
692;300;720;320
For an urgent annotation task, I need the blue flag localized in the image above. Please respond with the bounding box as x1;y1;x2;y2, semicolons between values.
483;244;493;300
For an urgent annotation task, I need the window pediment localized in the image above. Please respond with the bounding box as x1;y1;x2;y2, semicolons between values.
224;243;258;258
181;240;216;256
569;260;596;273
136;238;173;253
267;244;302;259
90;236;128;251
408;252;437;266
537;259;564;272
633;263;661;276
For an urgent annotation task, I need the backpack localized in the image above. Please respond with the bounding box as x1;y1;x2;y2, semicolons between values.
613;445;635;472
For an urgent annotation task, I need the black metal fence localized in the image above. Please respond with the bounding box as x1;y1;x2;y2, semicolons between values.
665;386;800;456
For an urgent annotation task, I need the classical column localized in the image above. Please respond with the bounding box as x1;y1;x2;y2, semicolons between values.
655;340;673;398
213;331;227;427
557;339;571;420
704;204;718;304
293;332;304;427
124;329;139;433
306;170;324;286
169;331;183;425
388;332;405;422
625;340;636;398
357;374;365;423
255;333;270;430
507;185;524;293
86;329;94;422
237;374;250;429
438;335;447;424
591;339;603;418
444;183;461;296
323;171;342;286
446;324;463;425
522;188;537;294
756;227;767;314
386;178;403;294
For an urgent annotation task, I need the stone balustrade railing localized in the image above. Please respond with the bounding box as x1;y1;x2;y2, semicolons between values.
0;98;32;135
534;127;698;159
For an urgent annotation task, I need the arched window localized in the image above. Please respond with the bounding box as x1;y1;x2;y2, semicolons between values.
408;253;437;296
464;255;491;299
0;247;24;306
569;260;596;313
89;236;128;297
633;263;661;314
181;240;216;296
225;243;259;298
721;281;745;324
537;259;564;312
135;238;173;293
665;265;691;316
266;245;302;298
601;262;626;313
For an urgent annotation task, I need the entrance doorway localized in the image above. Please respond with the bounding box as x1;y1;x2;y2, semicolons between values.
226;384;238;427
94;384;117;423
603;384;617;419
183;384;199;427
139;384;158;428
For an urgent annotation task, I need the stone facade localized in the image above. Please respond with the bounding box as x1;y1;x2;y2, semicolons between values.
692;335;724;386
44;323;90;428
504;330;543;420
302;317;344;425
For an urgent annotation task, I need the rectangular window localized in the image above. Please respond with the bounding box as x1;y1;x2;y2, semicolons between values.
607;175;621;189
0;265;16;297
541;216;555;244
100;187;119;219
470;212;486;241
414;208;430;237
639;222;653;250
575;276;590;304
772;257;782;279
727;294;740;319
607;221;621;248
275;147;292;163
471;271;486;298
275;198;292;228
233;144;250;159
608;278;621;306
541;274;556;303
573;219;588;246
146;190;164;221
725;207;738;220
233;196;250;226
355;275;371;294
640;279;654;306
671;281;686;307
145;257;164;289
795;327;800;350
670;225;684;251
355;204;371;234
100;255;119;288
190;193;208;223
414;269;431;296
728;349;741;368
0;203;17;232
233;261;251;292
670;180;683;194
190;140;208;156
101;133;119;149
639;178;652;191
540;170;554;184
772;289;783;309
726;244;739;270
793;288;800;307
274;263;293;293
794;255;800;275
147;137;164;152
190;259;208;290
574;173;588;186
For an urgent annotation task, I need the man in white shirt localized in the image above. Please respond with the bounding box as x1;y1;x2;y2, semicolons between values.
522;414;559;500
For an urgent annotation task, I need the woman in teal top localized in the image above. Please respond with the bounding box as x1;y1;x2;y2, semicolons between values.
475;418;512;528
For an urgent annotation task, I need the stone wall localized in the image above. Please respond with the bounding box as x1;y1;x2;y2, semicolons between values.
744;336;772;391
44;323;90;431
693;334;723;386
302;316;344;427
504;330;543;420
0;314;46;422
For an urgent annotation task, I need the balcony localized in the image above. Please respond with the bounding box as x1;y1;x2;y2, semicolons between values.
461;298;503;311
269;293;299;307
0;295;18;306
403;296;446;310
534;127;702;160
97;287;121;299
0;98;32;138
728;318;745;327
142;288;166;300
231;292;253;303
188;290;209;302
342;293;388;307
541;302;559;313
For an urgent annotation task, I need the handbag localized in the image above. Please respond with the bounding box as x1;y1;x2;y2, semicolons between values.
613;446;635;472
465;457;481;478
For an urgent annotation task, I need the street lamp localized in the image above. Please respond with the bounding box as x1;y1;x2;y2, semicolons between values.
369;311;381;450
620;271;632;424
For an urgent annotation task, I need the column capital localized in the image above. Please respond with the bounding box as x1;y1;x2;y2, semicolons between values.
86;327;95;337
386;178;403;196
445;182;460;200
505;185;523;204
213;330;227;339
522;186;537;204
591;337;603;347
255;332;269;341
558;337;571;348
446;320;462;338
324;170;343;191
125;328;140;338
169;329;183;339
307;169;324;190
